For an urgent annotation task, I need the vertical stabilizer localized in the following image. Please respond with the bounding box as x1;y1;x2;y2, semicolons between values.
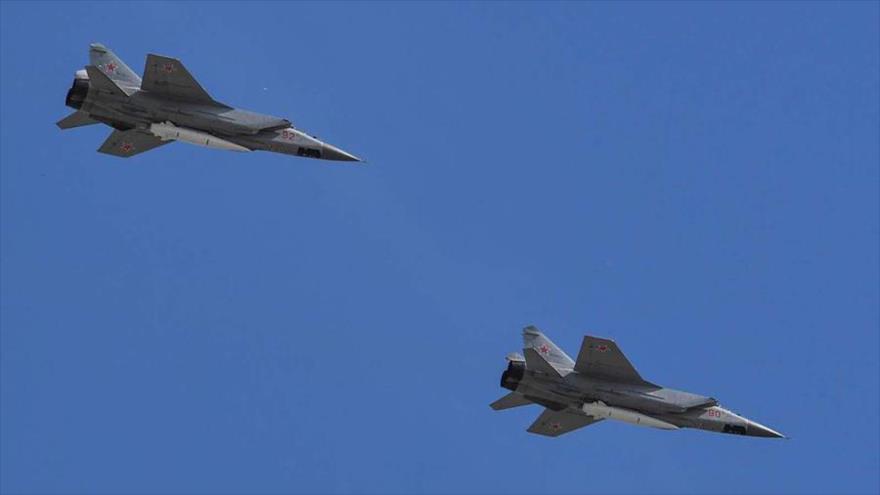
140;54;215;103
89;43;141;91
522;326;575;370
84;65;130;98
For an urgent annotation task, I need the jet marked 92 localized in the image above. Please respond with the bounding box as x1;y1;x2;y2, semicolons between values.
491;326;786;439
57;43;361;162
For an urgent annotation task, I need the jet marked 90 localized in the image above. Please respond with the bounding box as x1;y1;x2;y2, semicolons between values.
492;326;786;439
57;43;361;162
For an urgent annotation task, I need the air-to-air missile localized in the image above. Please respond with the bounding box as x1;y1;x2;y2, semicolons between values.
491;326;786;438
57;43;360;162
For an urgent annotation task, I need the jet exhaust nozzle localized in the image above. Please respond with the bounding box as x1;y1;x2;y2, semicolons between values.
582;401;679;430
500;360;525;391
65;73;90;110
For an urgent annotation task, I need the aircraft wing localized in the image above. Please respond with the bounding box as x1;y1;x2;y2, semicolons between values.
98;129;170;157
573;336;645;384
527;409;603;437
141;54;215;104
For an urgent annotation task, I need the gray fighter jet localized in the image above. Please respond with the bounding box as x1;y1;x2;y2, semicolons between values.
57;43;360;161
492;326;785;438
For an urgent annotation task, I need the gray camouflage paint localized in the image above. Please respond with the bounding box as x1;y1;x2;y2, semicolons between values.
492;326;786;438
57;43;360;162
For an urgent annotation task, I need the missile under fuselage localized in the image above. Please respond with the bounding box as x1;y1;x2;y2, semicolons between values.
582;401;679;430
149;121;250;152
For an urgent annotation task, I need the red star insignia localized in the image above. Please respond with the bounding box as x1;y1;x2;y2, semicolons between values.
120;142;134;153
597;345;608;352
163;63;175;73
550;422;561;430
538;344;550;355
105;62;118;73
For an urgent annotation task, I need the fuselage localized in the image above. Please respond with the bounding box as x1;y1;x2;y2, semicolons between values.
500;358;784;438
64;69;359;161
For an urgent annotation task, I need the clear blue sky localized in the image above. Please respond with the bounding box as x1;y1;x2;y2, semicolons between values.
2;2;878;494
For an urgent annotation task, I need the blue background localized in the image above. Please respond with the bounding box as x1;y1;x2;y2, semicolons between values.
2;2;878;494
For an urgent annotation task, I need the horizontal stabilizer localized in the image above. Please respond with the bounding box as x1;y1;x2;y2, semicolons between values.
490;393;533;411
527;409;603;437
56;111;98;129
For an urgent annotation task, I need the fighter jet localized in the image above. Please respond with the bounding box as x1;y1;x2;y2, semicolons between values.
57;43;360;161
491;326;786;438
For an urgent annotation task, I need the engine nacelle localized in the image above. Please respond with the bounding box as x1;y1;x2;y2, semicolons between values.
65;71;90;110
500;360;525;391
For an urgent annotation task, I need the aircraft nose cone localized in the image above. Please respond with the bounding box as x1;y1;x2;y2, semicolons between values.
321;143;361;162
747;421;786;439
